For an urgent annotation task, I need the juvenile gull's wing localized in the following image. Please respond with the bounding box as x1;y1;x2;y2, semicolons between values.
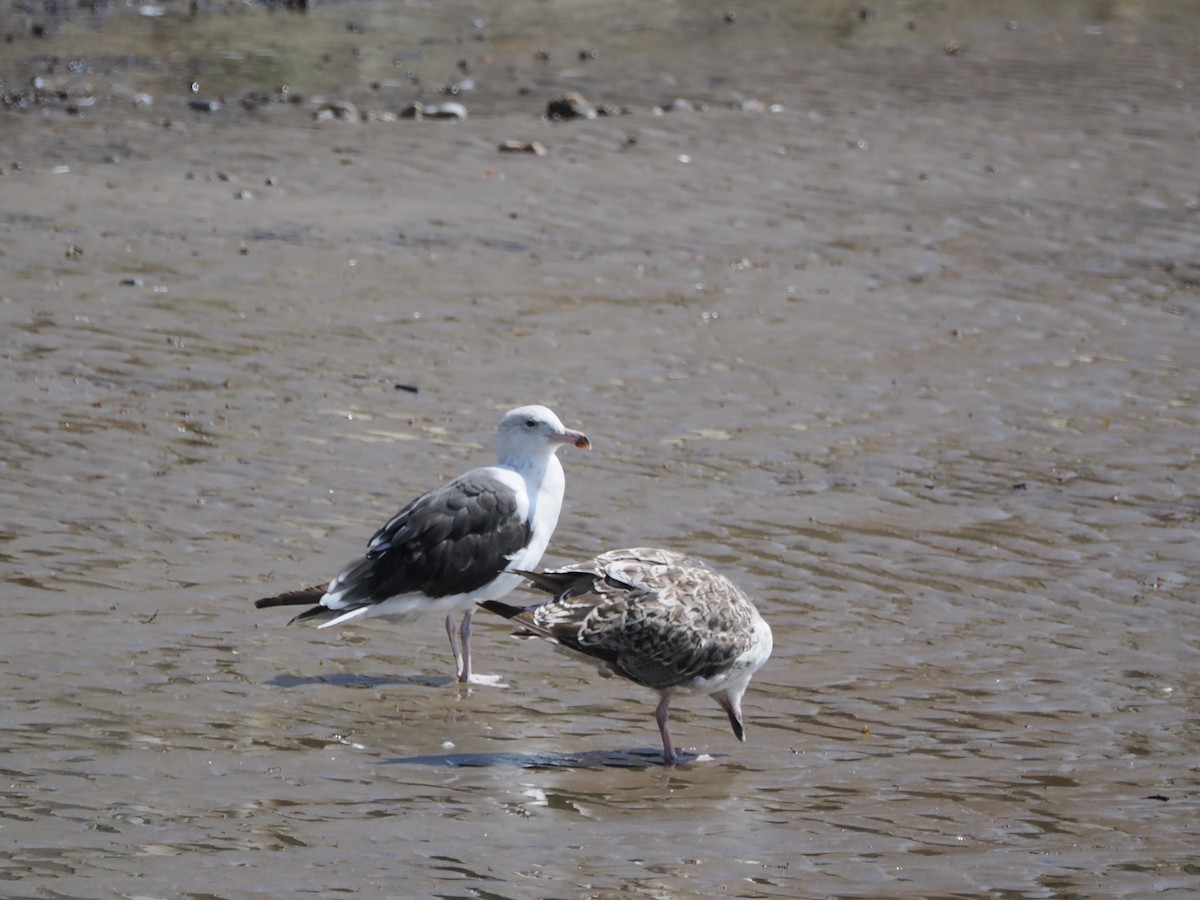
503;552;759;691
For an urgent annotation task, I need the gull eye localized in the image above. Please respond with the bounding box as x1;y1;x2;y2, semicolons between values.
524;419;538;428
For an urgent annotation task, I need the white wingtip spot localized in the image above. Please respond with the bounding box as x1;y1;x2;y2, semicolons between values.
317;606;371;629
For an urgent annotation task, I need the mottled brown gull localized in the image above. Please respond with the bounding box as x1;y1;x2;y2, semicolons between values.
254;405;590;685
480;547;773;763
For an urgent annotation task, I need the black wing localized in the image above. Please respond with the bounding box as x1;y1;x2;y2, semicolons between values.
327;470;531;607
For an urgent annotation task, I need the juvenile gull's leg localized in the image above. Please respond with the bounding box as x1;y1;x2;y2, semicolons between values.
655;695;677;765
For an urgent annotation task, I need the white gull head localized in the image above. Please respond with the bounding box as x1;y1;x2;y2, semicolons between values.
496;404;591;470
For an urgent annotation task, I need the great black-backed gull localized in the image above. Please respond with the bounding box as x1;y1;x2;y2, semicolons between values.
255;405;590;685
480;547;773;763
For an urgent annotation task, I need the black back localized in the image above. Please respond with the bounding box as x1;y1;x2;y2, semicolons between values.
326;470;532;607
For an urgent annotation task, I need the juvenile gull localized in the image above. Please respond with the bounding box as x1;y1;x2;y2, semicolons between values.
254;405;590;685
480;547;773;763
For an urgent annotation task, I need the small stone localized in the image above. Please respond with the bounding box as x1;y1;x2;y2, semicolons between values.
659;97;706;113
403;101;466;120
313;100;360;122
546;92;597;120
498;140;547;156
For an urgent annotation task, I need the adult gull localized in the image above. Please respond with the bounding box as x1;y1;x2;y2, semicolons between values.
480;547;773;763
254;404;590;685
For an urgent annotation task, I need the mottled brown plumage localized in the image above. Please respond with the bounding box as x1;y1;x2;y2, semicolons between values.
481;548;773;764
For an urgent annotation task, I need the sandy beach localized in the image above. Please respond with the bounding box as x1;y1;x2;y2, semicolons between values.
2;1;1198;896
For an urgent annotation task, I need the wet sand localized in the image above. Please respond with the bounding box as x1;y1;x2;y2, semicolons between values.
2;1;1198;897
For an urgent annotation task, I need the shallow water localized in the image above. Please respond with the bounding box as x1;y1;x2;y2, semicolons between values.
2;1;1198;897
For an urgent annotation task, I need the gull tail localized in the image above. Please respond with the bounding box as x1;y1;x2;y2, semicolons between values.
477;599;546;640
478;599;527;621
254;585;326;609
512;568;596;599
254;585;332;625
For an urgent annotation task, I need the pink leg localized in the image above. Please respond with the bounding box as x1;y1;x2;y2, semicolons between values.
655;695;676;765
458;610;474;683
456;611;504;686
445;614;465;680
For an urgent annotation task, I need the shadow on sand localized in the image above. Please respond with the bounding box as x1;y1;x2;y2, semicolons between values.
265;672;456;689
381;748;724;769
